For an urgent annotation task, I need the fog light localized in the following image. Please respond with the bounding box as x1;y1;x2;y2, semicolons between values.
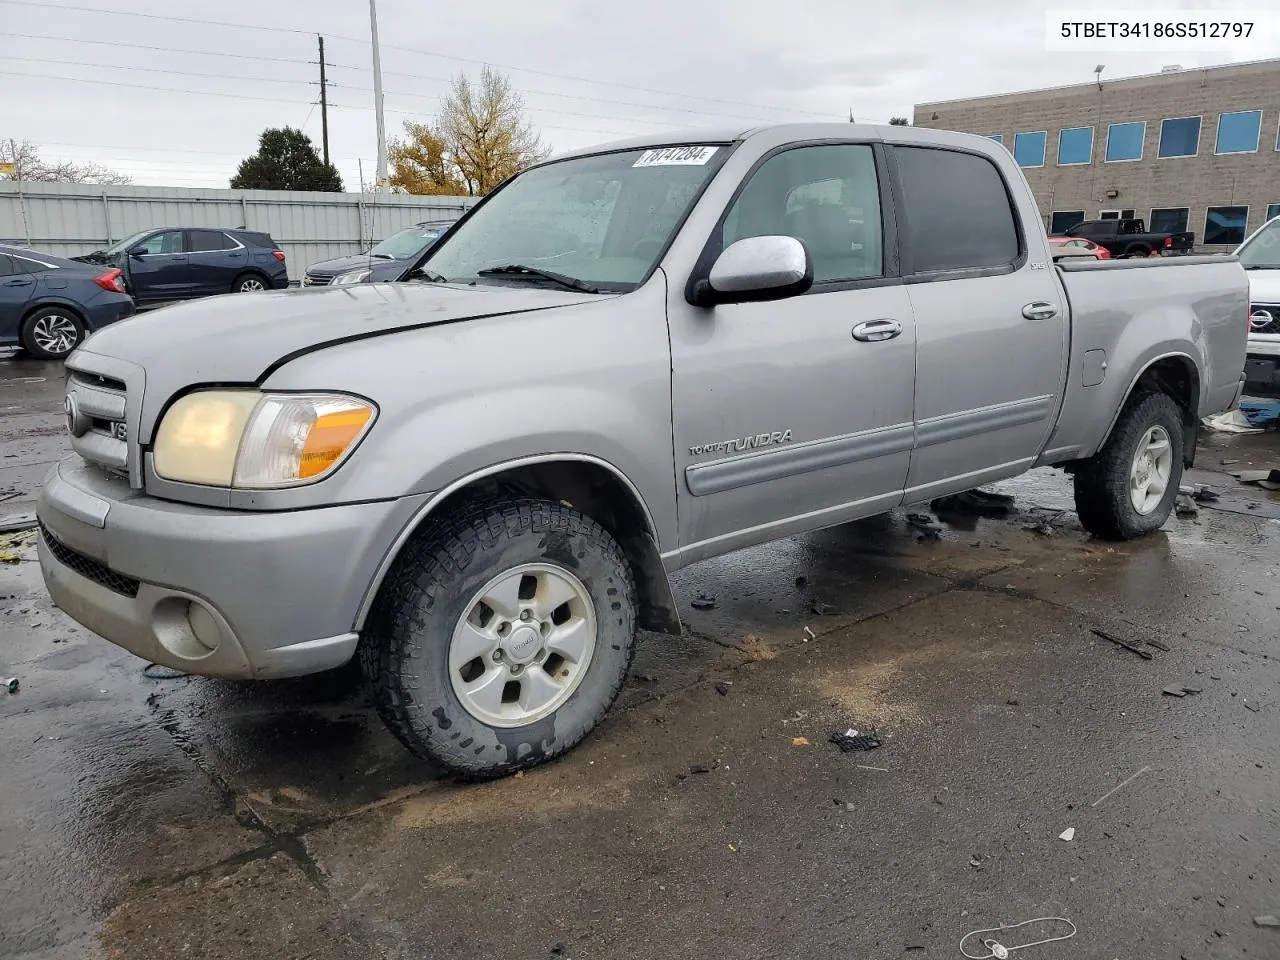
152;597;219;660
187;602;221;653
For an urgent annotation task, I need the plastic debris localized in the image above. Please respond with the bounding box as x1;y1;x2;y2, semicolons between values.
1244;700;1261;713
1203;410;1263;434
1092;627;1153;660
1240;399;1280;427
714;682;730;696
810;601;838;616
960;917;1076;960
931;488;1015;517
791;736;810;747
1091;765;1151;807
691;592;717;610
1231;468;1280;491
829;730;882;753
1175;495;1198;518
1254;915;1280;928
1058;827;1075;841
688;763;712;774
802;626;816;641
1163;683;1202;697
1190;485;1221;503
3;677;17;693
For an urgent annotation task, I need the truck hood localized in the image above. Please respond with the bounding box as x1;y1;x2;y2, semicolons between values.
1247;268;1280;304
74;282;604;439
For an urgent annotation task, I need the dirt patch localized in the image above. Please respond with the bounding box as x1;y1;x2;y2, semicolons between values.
99;854;354;960
810;656;923;728
392;771;636;830
741;634;777;662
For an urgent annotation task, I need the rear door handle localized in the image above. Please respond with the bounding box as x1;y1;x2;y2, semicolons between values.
1022;301;1058;321
3;278;33;287
852;319;902;342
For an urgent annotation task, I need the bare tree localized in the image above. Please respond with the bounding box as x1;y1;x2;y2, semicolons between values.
436;66;549;196
0;139;131;184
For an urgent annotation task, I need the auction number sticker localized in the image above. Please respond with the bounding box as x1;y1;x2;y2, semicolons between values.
633;146;719;167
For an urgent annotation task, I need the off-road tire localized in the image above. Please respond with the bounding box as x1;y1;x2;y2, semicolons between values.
1073;391;1184;540
362;498;637;779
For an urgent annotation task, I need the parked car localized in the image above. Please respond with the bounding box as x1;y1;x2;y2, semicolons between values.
73;228;288;304
302;220;457;286
0;244;134;360
1048;235;1111;259
1063;218;1195;258
37;124;1248;779
1235;214;1280;395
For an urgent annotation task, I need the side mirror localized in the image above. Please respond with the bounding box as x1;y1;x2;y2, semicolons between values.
129;247;146;258
689;235;813;306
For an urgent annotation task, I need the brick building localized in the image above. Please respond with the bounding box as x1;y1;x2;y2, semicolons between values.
913;58;1280;251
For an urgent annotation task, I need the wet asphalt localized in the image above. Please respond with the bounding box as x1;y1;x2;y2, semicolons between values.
2;351;1279;960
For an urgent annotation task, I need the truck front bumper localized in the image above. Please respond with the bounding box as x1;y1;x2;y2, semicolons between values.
36;458;428;679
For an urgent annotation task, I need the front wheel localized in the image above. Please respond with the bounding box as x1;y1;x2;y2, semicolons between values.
21;307;86;360
363;498;637;779
1073;392;1184;540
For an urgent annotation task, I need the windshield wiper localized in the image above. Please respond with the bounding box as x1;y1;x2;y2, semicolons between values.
406;266;449;283
1243;264;1279;270
476;264;601;294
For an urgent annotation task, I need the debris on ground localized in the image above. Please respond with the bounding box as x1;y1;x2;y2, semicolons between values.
1231;468;1280;491
1254;915;1280;928
931;488;1015;517
1240;398;1280;428
1190;485;1221;503
142;663;188;680
0;513;37;534
857;765;888;772
1203;410;1264;434
691;592;717;610
1244;700;1261;713
634;672;659;683
714;681;731;696
3;677;18;693
1091;765;1152;807
1175;495;1198;518
791;736;810;747
1145;638;1172;652
802;626;816;642
1023;522;1055;536
794;576;807;588
1220;458;1240;465
0;529;36;563
907;512;944;540
1058;827;1075;841
780;710;808;726
741;634;776;661
688;763;713;775
960;917;1076;959
1091;627;1154;660
810;601;838;616
1163;683;1203;697
829;729;882;753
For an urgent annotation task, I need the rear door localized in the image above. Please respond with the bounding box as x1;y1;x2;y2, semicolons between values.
125;230;189;301
668;140;917;562
187;229;244;294
889;142;1067;502
0;254;36;340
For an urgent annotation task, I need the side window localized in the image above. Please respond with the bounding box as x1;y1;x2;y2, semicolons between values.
895;146;1019;273
0;254;15;277
721;144;883;283
133;231;184;255
13;257;53;273
189;229;234;252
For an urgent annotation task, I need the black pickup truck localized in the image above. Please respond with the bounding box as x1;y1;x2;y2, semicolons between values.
1064;218;1195;258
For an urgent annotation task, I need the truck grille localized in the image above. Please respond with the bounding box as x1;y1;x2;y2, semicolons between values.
1250;304;1280;335
39;522;140;598
66;371;130;481
301;274;330;286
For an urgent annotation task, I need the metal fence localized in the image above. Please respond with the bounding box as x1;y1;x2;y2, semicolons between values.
0;182;478;281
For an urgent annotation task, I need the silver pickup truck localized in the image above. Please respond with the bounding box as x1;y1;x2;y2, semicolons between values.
37;123;1248;778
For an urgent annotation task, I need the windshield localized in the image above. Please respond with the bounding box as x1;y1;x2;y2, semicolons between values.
420;145;727;291
103;230;152;256
1238;218;1280;269
370;225;447;260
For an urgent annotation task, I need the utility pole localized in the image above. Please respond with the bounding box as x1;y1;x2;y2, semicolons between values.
369;0;388;191
318;35;330;166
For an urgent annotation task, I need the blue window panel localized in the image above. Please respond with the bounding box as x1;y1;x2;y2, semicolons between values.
1150;208;1189;234
1057;127;1093;165
987;135;1003;144
1106;122;1145;161
1013;131;1046;167
1216;110;1262;153
1157;117;1201;158
1204;206;1248;246
1267;204;1280;223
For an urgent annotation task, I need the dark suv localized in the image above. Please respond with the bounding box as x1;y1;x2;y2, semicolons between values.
74;228;289;305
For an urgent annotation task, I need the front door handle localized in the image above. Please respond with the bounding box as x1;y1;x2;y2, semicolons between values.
852;318;902;342
3;278;33;287
1022;301;1058;321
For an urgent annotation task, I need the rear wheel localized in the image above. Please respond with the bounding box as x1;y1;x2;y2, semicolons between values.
21;307;86;360
1073;392;1183;540
232;272;267;293
1121;243;1151;259
362;498;637;779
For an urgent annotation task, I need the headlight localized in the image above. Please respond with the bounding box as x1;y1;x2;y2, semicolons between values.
153;391;376;488
330;269;372;285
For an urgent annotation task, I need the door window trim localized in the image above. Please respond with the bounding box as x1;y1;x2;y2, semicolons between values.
685;138;902;303
883;143;1028;284
185;229;245;253
133;230;186;257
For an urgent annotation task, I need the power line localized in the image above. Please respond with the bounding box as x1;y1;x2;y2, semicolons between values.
3;31;318;65
3;55;317;86
1;0;831;118
0;70;319;105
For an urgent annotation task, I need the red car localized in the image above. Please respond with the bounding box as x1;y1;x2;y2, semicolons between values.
1049;236;1112;259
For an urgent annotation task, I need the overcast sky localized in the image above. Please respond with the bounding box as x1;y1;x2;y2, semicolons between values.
2;0;1272;190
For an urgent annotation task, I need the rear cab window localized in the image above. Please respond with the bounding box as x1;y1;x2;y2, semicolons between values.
892;145;1020;274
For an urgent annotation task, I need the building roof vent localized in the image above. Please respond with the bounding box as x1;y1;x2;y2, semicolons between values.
1161;64;1183;73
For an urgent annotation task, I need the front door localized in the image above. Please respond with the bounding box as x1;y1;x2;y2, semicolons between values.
888;143;1068;502
667;141;917;563
125;229;191;301
0;254;35;339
